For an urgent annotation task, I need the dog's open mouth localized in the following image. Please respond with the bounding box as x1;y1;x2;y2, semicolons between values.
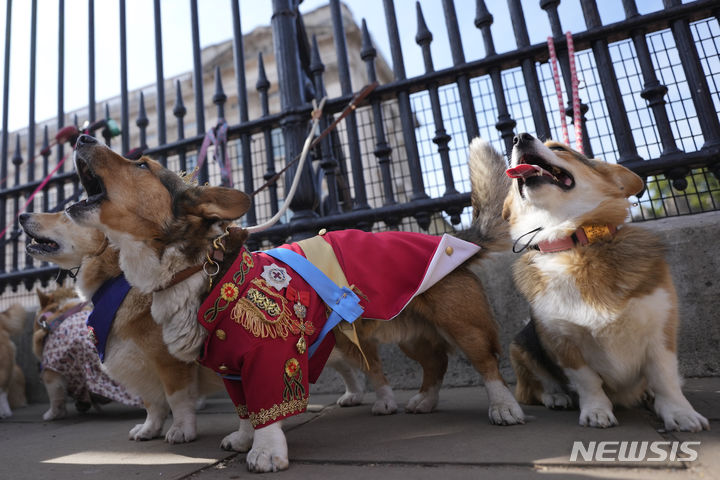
73;155;106;208
506;154;575;196
25;232;60;255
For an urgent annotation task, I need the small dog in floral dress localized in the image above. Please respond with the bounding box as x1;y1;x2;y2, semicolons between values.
33;287;142;420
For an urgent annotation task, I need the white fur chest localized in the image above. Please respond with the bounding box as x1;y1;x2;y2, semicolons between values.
529;254;616;332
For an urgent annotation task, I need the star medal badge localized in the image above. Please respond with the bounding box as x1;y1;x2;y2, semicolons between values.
261;263;292;291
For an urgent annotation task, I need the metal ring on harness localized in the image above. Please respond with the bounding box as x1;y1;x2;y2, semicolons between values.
203;259;220;277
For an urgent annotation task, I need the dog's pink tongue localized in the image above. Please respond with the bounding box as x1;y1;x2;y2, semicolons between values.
506;164;542;179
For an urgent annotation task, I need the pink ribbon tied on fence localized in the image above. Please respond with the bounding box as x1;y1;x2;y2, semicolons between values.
547;32;584;154
191;120;233;188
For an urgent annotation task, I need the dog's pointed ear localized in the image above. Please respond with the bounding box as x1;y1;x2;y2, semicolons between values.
597;162;644;197
175;186;251;221
36;290;50;308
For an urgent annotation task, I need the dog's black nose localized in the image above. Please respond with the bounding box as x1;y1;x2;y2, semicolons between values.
75;134;98;148
513;132;534;146
18;213;29;224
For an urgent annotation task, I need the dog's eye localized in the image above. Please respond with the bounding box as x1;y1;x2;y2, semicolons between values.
136;162;149;170
548;146;565;152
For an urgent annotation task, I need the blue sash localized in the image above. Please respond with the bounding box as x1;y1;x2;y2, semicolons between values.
264;248;364;357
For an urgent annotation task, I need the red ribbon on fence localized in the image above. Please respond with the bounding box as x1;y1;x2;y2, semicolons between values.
0;125;81;241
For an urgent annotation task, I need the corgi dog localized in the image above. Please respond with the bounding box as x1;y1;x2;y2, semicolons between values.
20;211;223;441
64;134;523;473
483;132;708;432
0;303;27;418
31;286;142;420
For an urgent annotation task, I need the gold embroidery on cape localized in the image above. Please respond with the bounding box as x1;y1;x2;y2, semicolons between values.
236;404;249;418
231;278;295;339
202;250;254;324
249;398;308;428
282;357;305;403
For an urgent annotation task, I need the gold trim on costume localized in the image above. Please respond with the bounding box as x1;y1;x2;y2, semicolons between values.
249;398;308;428
246;287;282;317
236;404;249;418
232;278;295;339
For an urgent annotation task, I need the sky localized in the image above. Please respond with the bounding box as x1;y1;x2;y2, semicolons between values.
0;0;673;133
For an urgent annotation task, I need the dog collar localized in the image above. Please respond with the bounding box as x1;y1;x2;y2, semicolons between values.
534;224;618;253
154;229;235;293
37;301;89;332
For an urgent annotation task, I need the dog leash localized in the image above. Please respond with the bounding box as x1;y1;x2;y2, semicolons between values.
250;82;378;198
0;119;117;243
155;84;379;290
0;126;79;241
245;83;377;235
547;32;583;153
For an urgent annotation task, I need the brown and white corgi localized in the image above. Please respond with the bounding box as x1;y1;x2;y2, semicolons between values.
482;132;708;432
0;303;27;418
20;211;223;441
64;134;523;473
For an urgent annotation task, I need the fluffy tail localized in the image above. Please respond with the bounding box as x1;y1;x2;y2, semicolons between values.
458;138;511;254
0;304;26;336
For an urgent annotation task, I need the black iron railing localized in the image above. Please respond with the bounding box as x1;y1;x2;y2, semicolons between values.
0;0;719;298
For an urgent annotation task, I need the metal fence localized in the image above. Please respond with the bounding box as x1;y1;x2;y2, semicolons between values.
0;0;719;302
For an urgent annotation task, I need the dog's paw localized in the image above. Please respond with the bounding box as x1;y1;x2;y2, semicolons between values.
129;423;163;441
245;423;288;473
405;390;439;413
165;423;197;444
42;407;66;421
246;446;289;473
579;407;618;428
371;385;397;415
371;397;397;415
542;392;573;409
488;401;525;425
74;400;92;413
661;408;709;432
221;429;254;452
336;391;364;407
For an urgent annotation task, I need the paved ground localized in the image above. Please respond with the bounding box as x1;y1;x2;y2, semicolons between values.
1;378;718;480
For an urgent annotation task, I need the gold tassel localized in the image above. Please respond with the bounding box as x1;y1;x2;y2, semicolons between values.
231;297;294;339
